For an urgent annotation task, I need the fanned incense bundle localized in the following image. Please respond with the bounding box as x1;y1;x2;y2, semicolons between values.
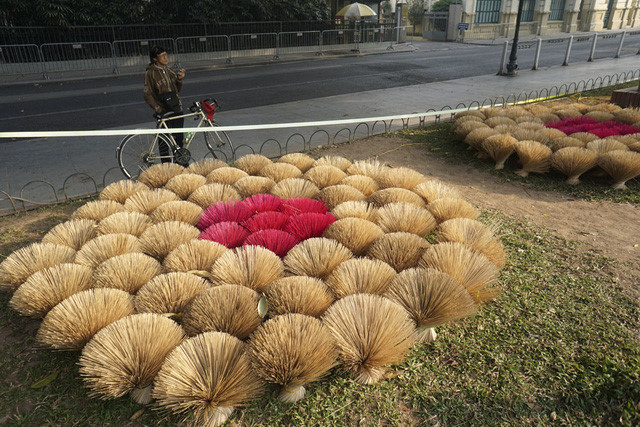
163;173;207;199
123;188;180;214
149;200;203;226
278;153;316;172
270;178;320;199
96;211;153;237
322;294;416;385
138;163;184;188
163;239;229;274
79;313;185;403
367;188;426;208
284;238;353;279
210;245;284;292
153;332;263;427
188;183;241;208
36;288;135;351
139;221;200;260
10;263;93;317
71;200;126;221
0;243;76;292
325;258;397;298
248;314;337;402
419;242;499;303
314;155;353;171
340;175;379;196
93;252;163;293
375;202;436;237
233;176;277;198
259;162;302;182
331;201;378;222
182;284;262;339
385;268;477;343
99;180;149;204
317;185;366;210
367;232;430;272
323;217;383;255
135;272;210;314
303;165;347;189
186;158;227;176
263;276;334;318
42;219;97;250
412;180;460;204
234;154;273;175
206;167;248;185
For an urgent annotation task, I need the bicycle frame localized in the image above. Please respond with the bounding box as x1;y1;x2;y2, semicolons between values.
156;110;213;149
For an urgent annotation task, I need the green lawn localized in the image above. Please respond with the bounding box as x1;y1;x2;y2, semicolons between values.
397;123;640;204
1;202;638;425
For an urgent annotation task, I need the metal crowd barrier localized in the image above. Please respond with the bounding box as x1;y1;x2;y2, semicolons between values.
321;29;359;53
40;42;114;74
113;38;175;71
175;35;230;64
278;31;322;56
0;44;43;75
0;28;406;78
230;32;278;59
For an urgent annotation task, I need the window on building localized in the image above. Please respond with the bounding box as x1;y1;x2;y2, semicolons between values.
549;0;566;21
474;0;502;24
577;0;584;20
520;0;535;22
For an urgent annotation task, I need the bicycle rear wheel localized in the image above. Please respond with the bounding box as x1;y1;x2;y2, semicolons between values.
117;133;175;179
202;121;234;163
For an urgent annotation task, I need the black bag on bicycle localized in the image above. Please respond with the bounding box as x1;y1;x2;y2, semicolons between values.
160;91;182;114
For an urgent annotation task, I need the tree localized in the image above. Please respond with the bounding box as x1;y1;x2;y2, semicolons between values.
430;0;461;13
0;0;330;26
408;0;425;26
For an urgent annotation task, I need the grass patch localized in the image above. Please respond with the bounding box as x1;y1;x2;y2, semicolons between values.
397;123;640;204
1;202;639;424
579;80;639;98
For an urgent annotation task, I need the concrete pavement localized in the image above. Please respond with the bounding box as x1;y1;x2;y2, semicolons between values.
1;53;638;213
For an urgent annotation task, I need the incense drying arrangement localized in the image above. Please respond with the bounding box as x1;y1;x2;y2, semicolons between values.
1;153;506;425
453;101;640;189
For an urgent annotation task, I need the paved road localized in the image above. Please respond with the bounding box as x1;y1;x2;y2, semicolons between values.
0;34;638;133
0;39;638;212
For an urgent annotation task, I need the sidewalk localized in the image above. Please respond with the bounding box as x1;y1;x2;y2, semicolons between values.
1;54;639;212
462;28;640;46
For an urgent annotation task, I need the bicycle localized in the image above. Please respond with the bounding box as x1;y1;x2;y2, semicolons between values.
116;98;234;179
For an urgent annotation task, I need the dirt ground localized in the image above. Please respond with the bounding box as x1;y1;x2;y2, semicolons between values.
2;135;638;299
317;135;640;298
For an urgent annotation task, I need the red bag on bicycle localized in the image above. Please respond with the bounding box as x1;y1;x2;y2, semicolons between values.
201;100;216;120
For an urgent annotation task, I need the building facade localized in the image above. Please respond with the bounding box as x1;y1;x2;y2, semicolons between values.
461;0;640;38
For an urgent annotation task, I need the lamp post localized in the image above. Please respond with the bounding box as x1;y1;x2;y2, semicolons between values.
505;0;525;76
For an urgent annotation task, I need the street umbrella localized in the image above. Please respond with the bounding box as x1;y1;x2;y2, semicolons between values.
336;2;377;19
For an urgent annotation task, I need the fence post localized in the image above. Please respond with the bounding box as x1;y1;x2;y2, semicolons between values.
615;31;626;58
226;35;232;63
110;42;119;74
497;40;509;75
38;45;48;80
532;38;542;70
562;35;573;66
588;33;597;62
274;33;280;60
320;30;324;55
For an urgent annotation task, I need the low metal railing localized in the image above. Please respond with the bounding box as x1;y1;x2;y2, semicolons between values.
2;68;639;214
497;30;640;74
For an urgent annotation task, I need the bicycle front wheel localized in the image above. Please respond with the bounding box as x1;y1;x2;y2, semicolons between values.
117;133;175;179
202;121;234;164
